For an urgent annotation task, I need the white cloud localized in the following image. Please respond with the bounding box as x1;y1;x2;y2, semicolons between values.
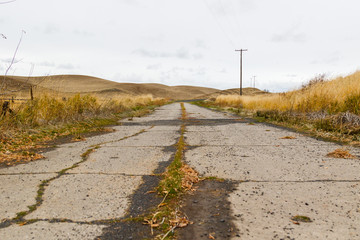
147;63;162;70
44;25;60;35
72;29;94;37
57;63;76;70
38;61;55;67
133;48;200;60
113;72;145;83
271;24;307;43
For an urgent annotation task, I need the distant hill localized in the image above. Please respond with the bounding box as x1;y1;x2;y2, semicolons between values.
199;87;268;100
1;75;219;100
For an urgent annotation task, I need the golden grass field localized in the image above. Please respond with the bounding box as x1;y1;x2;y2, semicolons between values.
215;71;360;114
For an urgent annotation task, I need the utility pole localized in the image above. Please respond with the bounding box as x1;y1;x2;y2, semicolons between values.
235;49;247;95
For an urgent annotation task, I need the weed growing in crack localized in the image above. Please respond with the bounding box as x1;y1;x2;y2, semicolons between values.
141;103;200;239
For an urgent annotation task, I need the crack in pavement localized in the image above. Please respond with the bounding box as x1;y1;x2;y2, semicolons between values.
183;103;360;239
0;127;151;230
64;173;159;177
0;173;159;177
188;144;334;147
89;126;153;148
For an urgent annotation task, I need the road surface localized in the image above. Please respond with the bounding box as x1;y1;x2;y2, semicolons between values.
0;103;359;239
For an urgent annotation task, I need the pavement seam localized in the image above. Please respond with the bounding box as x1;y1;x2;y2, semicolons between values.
186;144;334;147
0;127;151;229
64;173;159;177
0;173;159;176
90;126;153;148
240;179;360;183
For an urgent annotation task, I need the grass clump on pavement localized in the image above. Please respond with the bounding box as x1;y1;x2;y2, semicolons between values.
326;148;356;159
145;103;198;239
157;127;186;198
291;215;312;223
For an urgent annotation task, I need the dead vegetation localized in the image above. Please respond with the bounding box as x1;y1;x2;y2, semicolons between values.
143;103;200;239
181;164;200;191
215;71;360;114
291;215;312;224
0;94;167;166
280;136;297;139
201;71;360;145
326;149;356;159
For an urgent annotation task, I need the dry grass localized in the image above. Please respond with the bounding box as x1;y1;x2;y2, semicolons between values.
215;71;360;114
0;93;166;165
326;148;356;159
206;72;360;145
280;136;297;139
1;94;160;127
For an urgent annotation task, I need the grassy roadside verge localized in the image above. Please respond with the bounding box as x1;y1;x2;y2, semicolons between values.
0;95;168;167
196;72;360;146
192;100;360;146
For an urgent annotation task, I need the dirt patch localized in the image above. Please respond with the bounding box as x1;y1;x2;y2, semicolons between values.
177;179;239;239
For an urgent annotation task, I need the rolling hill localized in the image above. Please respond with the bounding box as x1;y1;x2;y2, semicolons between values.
198;87;268;100
1;75;267;100
1;75;219;100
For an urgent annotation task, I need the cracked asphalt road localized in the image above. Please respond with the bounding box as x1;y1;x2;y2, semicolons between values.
184;103;360;240
0;102;359;239
0;104;181;239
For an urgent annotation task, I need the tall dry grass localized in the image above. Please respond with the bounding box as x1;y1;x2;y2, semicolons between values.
215;71;360;114
0;93;166;164
1;94;163;128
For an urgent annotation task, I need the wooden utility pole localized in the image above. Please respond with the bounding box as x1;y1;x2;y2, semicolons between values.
235;49;247;95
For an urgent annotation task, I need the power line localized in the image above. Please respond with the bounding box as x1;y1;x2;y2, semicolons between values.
202;0;236;48
219;0;243;42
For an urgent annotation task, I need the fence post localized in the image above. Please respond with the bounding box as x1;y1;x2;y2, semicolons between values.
30;86;34;100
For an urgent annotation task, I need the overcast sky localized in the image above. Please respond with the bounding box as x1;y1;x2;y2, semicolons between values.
1;0;359;92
